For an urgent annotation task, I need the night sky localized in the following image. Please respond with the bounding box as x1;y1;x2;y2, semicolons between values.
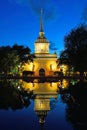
0;0;87;55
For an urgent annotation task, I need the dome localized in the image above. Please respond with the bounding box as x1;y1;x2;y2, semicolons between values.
35;34;49;43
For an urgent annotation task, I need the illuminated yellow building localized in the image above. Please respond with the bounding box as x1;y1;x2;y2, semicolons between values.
23;9;59;76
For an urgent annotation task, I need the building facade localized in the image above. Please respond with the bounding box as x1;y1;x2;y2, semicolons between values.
23;9;60;76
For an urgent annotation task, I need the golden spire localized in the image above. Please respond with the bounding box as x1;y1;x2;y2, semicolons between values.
39;8;44;37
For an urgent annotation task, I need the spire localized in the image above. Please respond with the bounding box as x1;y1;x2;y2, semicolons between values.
40;8;43;32
39;8;44;37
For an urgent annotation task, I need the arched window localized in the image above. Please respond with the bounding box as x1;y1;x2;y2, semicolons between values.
39;68;45;76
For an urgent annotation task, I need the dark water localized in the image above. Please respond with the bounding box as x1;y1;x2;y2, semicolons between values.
0;79;87;130
0;97;73;130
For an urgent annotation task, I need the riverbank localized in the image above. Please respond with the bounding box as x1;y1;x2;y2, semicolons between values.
0;75;87;82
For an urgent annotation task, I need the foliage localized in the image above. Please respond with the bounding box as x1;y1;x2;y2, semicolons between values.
0;80;32;110
0;44;34;74
12;44;33;63
60;24;87;75
60;81;87;129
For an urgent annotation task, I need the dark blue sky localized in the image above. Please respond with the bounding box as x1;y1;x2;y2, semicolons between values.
0;0;87;55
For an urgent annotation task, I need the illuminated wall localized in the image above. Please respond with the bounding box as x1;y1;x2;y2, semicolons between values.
33;55;58;76
35;43;49;53
23;62;34;71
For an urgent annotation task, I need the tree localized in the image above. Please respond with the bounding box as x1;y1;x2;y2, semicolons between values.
60;81;87;129
0;80;32;110
60;24;87;75
0;44;35;74
12;44;34;63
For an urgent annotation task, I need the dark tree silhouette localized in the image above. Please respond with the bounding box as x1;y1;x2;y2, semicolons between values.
60;81;87;130
60;24;87;76
0;80;32;110
0;44;35;74
12;44;35;63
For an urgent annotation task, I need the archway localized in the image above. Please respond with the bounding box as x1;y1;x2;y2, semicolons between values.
39;68;45;76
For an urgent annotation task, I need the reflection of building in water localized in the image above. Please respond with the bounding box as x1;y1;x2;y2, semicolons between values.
34;99;50;124
34;95;58;125
19;81;58;125
22;9;61;76
58;79;70;89
19;80;71;126
20;79;70;92
19;79;71;125
33;82;58;125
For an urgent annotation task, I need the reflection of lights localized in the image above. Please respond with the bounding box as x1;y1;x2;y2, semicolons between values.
50;83;52;87
33;83;35;87
33;79;38;83
49;82;58;91
39;117;45;124
61;86;64;89
18;65;20;68
34;99;50;110
18;86;20;89
62;79;69;88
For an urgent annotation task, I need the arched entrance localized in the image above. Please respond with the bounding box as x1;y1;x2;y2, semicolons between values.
39;68;45;76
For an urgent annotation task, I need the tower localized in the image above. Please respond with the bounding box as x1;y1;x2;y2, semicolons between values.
34;9;49;54
33;9;59;76
23;8;59;76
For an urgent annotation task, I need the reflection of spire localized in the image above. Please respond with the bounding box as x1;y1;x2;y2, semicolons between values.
39;115;45;124
40;122;44;130
39;113;46;130
34;98;50;129
39;8;44;37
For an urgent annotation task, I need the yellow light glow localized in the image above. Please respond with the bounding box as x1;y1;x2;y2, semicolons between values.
61;79;69;88
19;81;39;91
35;43;49;53
60;64;68;75
34;99;50;110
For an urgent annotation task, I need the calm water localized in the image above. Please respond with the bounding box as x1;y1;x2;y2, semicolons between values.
0;79;87;130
